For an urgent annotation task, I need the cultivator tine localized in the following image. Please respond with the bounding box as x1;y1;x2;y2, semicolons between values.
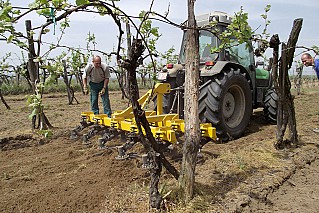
116;145;129;160
70;129;79;140
98;138;105;149
70;122;93;140
115;133;139;160
84;125;103;144
98;128;120;149
82;134;89;144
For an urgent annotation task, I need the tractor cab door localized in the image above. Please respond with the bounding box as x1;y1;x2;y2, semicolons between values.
227;41;260;104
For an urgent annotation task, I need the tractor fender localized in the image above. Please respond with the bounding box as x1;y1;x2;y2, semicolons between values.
165;64;183;77
200;61;253;88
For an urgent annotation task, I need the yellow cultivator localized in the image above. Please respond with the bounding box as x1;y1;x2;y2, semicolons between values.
71;83;217;158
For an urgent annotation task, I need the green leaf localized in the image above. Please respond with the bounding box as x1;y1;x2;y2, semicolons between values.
7;35;13;43
40;0;49;4
38;130;53;138
29;108;37;119
76;0;89;6
265;4;271;12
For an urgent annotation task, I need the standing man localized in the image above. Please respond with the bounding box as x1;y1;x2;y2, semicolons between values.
83;55;112;117
301;53;319;133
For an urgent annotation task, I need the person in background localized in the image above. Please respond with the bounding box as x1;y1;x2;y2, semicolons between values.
301;53;319;133
301;53;319;79
82;55;112;117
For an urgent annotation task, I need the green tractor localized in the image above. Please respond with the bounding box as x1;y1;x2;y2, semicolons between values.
157;11;277;142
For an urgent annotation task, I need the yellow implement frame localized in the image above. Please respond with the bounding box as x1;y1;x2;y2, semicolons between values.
80;83;217;143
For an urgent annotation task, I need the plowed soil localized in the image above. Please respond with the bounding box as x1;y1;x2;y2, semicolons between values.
1;86;319;213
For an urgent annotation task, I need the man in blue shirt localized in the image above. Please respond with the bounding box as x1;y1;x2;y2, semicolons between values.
301;53;319;79
301;53;319;133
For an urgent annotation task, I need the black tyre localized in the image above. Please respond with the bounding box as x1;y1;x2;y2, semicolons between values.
199;68;252;141
263;88;278;124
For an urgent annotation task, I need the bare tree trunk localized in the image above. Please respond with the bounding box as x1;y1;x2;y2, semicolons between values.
273;18;302;149
62;60;79;105
16;72;20;85
26;20;53;131
25;20;37;93
178;0;200;203
42;67;47;84
124;21;132;100
27;19;45;131
295;65;303;95
282;19;302;144
114;68;129;100
76;70;86;95
63;60;72;104
0;89;10;110
123;38;179;209
42;113;53;129
276;43;287;147
148;151;162;209
111;21;132;101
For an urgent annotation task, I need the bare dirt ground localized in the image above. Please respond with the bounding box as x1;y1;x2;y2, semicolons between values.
1;85;319;213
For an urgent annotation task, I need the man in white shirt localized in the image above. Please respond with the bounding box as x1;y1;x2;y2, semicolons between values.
82;55;112;117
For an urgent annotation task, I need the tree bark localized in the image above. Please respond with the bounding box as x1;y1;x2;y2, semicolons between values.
148;151;162;209
25;20;38;93
276;43;288;147
122;38;180;209
123;21;132;100
0;89;10;110
178;0;200;203
295;65;303;95
126;39;179;178
283;19;302;144
62;60;78;105
63;60;72;104
273;18;302;148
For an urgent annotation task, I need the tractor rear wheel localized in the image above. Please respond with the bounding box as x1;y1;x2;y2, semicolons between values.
199;68;252;141
263;88;278;124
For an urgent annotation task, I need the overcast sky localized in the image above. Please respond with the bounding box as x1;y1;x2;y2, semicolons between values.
2;0;319;74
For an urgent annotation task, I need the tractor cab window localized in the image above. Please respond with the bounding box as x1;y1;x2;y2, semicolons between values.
199;30;218;62
179;30;218;63
228;41;254;68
